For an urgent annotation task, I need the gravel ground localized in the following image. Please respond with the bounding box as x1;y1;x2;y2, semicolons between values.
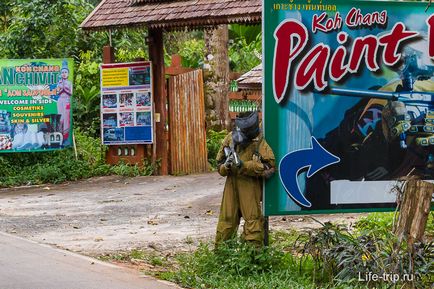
0;173;364;256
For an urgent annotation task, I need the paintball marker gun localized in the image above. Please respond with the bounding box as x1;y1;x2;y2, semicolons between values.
223;145;241;168
322;50;434;149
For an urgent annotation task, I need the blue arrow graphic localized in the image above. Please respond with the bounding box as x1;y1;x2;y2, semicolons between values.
279;137;340;208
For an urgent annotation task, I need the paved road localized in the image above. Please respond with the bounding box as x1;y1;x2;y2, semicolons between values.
0;231;180;289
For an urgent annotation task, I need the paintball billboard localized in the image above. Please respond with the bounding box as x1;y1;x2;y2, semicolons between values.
0;59;73;153
263;0;434;215
100;62;153;145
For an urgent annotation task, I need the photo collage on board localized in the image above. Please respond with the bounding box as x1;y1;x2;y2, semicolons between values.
102;90;152;143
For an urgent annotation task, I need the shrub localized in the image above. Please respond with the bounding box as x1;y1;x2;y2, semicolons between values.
160;217;432;289
0;130;157;187
160;239;312;289
207;129;227;169
296;219;434;288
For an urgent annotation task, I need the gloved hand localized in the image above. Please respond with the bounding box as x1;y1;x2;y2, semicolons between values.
263;167;276;179
415;110;434;146
382;101;411;142
253;153;264;169
252;154;262;163
224;154;234;169
229;159;243;175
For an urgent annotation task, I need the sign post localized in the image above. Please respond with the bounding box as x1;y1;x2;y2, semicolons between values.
263;0;434;215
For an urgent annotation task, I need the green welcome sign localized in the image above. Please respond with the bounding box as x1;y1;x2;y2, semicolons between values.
263;0;434;215
0;59;73;153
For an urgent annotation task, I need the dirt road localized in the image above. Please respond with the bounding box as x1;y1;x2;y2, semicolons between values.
0;173;363;256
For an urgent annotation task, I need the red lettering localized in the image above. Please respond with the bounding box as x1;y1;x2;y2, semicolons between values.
295;44;330;90
427;14;434;59
379;22;419;66
272;18;419;104
349;36;380;72
312;12;327;33
273;20;308;103
329;32;349;81
346;7;388;28
346;8;360;27
312;12;342;33
379;11;387;25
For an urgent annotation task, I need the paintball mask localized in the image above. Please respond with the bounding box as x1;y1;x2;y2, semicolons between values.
232;111;260;147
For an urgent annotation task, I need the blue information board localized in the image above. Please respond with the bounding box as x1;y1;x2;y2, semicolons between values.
100;61;153;145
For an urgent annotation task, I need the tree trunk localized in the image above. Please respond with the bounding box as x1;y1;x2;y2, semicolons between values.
394;179;434;248
203;25;230;130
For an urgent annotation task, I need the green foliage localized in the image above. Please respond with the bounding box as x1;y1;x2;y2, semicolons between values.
162;31;205;68
99;249;169;267
0;1;151;140
152;215;433;289
0;130;157;187
74;129;106;165
354;212;395;233
355;212;434;238
115;47;148;63
0;150;91;186
113;29;149;62
162;25;262;72
229;24;261;45
0;0;13;33
74;84;100;135
109;160;157;177
227;24;262;72
75;51;101;89
160;239;315;289
0;0;104;59
206;129;227;169
229;33;262;73
178;39;206;68
74;51;101;137
296;219;434;288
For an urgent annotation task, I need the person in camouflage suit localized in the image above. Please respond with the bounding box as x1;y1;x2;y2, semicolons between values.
215;111;275;246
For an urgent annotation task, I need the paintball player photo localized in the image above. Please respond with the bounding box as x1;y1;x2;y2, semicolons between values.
265;7;434;212
297;37;434;210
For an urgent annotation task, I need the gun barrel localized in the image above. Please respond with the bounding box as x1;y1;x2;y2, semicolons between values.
224;147;231;158
233;151;241;167
327;88;397;100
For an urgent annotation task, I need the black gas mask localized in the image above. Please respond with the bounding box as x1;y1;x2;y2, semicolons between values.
232;111;260;147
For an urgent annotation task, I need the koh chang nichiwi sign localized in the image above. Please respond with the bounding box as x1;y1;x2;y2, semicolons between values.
100;61;153;145
263;0;434;215
0;59;74;153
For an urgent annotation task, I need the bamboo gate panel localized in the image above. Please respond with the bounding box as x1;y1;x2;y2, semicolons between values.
168;69;208;175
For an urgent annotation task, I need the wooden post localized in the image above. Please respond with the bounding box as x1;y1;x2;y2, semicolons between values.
148;28;169;175
102;45;118;165
165;54;194;76
264;216;269;246
103;45;115;64
394;179;434;248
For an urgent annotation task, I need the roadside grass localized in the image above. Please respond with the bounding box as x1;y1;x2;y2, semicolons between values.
355;211;434;238
98;249;170;268
99;213;433;289
0;127;220;186
158;238;321;289
0;130;158;187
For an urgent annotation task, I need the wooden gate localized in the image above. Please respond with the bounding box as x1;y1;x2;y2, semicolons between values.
168;69;208;175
